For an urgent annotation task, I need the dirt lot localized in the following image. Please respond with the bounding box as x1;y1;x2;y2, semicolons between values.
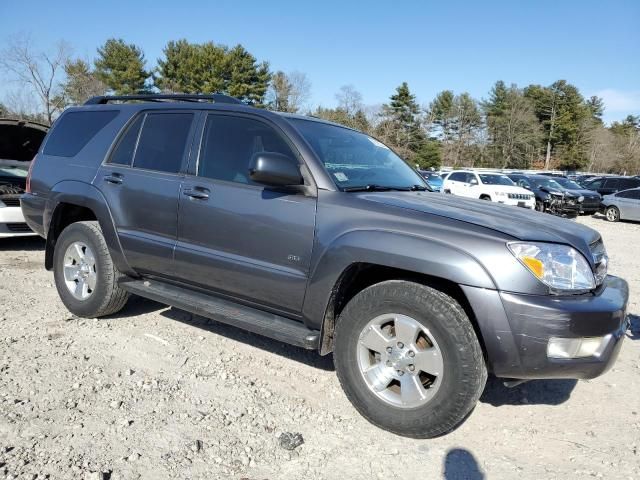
1;215;638;480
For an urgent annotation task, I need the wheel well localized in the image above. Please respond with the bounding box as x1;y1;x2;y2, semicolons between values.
44;203;97;270
480;194;491;200
319;263;488;360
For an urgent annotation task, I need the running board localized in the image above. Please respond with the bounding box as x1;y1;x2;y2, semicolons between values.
119;278;320;349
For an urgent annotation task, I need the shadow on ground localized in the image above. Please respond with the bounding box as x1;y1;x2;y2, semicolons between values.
161;306;335;371
444;448;485;480
0;236;45;251
480;376;577;406
627;313;640;340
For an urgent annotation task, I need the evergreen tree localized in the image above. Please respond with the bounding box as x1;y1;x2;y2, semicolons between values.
94;39;149;95
61;59;106;105
156;40;270;105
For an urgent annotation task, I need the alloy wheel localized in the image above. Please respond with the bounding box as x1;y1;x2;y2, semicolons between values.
356;313;444;408
63;241;97;300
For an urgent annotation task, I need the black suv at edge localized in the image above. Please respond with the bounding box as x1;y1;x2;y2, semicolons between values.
21;94;629;438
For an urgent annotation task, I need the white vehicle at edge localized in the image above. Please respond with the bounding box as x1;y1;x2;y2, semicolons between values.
0;118;49;238
443;170;535;209
0;161;35;237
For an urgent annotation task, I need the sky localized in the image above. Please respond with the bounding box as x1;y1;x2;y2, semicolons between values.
1;0;638;123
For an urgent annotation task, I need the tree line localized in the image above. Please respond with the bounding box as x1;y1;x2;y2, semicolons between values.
1;35;638;174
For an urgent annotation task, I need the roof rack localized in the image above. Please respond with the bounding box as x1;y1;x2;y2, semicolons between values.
84;94;243;105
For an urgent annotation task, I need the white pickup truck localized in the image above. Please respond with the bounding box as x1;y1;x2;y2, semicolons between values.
443;170;535;209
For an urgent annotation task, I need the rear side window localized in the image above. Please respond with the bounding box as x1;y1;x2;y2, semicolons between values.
617;189;640;199
109;116;143;166
603;178;620;188
133;113;193;173
43;110;118;157
619;178;640;190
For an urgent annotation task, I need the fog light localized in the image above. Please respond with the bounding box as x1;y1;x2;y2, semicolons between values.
547;336;608;359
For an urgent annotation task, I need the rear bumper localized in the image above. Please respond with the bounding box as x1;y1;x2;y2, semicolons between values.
462;275;629;380
19;193;46;237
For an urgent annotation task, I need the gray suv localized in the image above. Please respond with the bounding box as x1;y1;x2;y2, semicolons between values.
22;94;629;438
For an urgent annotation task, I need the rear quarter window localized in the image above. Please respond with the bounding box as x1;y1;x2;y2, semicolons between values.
43;110;118;157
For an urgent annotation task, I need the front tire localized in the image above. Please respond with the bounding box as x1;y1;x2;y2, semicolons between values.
53;221;129;318
333;280;487;438
605;206;620;222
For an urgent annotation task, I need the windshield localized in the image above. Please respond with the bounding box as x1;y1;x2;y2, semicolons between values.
290;118;426;190
532;177;564;190
479;174;515;186
0;166;28;179
554;177;582;189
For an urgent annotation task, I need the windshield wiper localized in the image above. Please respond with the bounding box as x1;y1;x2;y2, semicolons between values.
343;184;429;192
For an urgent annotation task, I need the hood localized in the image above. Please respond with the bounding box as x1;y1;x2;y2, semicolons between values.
487;185;532;196
354;191;600;260
563;188;601;198
0;118;49;162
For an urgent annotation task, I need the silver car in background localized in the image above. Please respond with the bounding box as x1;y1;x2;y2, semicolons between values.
601;188;640;222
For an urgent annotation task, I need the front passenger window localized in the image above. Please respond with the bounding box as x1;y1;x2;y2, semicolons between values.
198;115;296;185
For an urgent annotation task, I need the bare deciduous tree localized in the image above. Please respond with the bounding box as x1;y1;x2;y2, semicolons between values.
266;70;311;113
335;84;363;116
0;34;71;125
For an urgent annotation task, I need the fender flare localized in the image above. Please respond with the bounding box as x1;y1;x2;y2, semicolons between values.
43;180;135;276
302;228;497;332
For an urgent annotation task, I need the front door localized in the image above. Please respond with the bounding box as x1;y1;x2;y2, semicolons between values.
173;113;317;315
95;111;196;277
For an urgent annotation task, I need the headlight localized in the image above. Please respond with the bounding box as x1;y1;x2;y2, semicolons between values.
508;242;595;292
578;196;584;202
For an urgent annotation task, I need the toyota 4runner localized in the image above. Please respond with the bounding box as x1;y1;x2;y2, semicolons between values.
22;94;629;438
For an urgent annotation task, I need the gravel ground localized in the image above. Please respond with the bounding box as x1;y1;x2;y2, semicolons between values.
1;215;639;480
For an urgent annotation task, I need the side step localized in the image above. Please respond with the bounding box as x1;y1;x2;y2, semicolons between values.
119;278;320;350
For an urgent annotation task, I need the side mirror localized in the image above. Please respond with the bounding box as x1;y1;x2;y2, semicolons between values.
249;152;303;186
469;178;478;186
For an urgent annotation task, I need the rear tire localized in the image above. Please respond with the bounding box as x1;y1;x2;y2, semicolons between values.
333;280;487;438
53;221;129;318
605;206;620;222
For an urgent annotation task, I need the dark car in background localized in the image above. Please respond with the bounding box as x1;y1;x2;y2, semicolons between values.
418;170;443;192
507;174;583;216
583;176;640;196
550;177;601;214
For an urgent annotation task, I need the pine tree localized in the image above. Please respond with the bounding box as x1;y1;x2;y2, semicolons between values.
61;59;106;105
94;39;149;95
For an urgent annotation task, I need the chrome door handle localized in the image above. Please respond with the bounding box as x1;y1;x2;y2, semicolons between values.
183;188;210;200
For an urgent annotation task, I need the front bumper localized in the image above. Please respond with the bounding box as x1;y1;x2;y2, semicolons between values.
0;206;35;237
498;197;535;209
462;275;629;380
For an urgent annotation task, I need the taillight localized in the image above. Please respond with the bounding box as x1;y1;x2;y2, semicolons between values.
26;154;37;193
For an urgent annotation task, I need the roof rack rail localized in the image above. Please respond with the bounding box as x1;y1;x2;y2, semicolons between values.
84;94;243;105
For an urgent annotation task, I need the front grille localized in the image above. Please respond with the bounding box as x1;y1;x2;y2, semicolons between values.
508;193;532;200
0;196;21;207
6;223;31;232
582;196;601;207
590;238;608;286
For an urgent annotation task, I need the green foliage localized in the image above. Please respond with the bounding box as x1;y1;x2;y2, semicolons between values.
61;59;106;105
156;40;270;105
94;39;149;95
313;106;371;132
482;82;541;168
268;71;294;112
376;82;440;167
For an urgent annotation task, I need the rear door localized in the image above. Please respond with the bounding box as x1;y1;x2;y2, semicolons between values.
173;112;317;314
617;190;640;220
95;111;197;277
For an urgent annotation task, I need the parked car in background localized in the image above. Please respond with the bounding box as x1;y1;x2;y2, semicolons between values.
22;94;629;439
418;170;443;192
574;174;598;186
442;171;535;208
507;174;582;216
0;118;49;237
601;188;640;222
550;176;602;215
583;176;640;196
